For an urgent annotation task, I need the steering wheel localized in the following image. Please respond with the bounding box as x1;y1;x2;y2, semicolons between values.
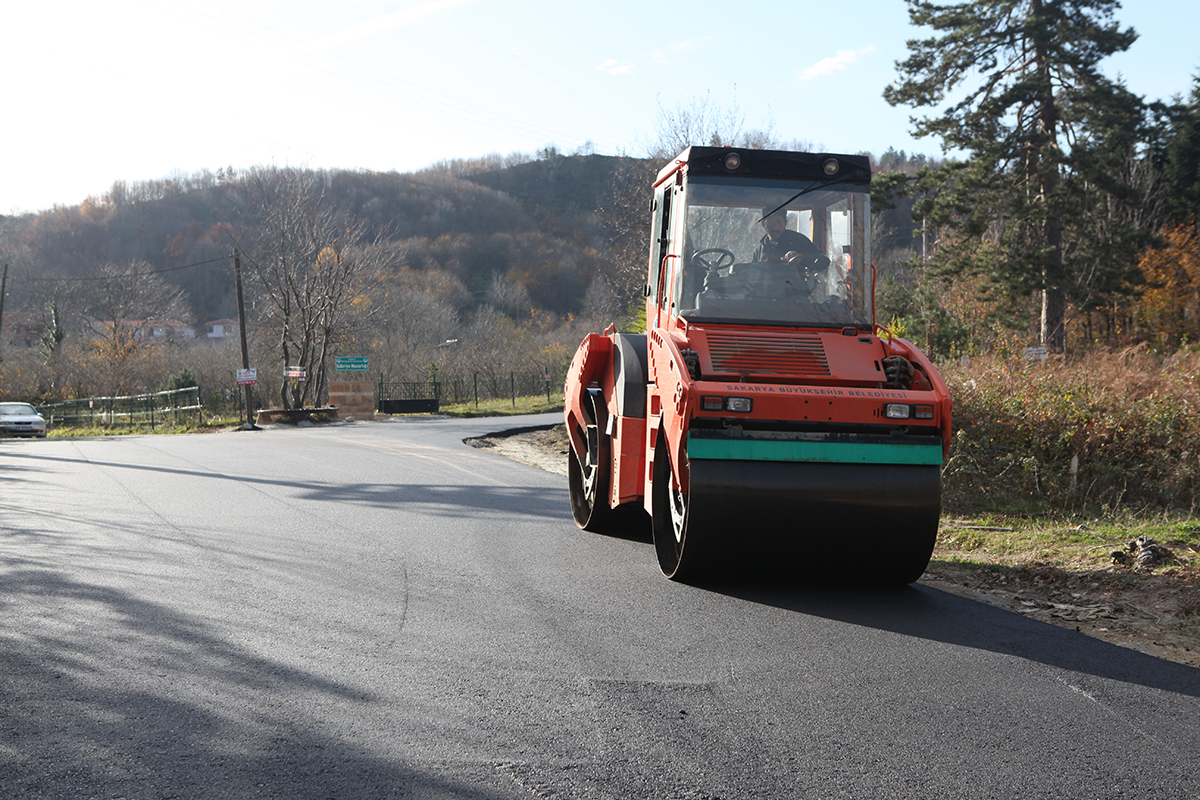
791;253;832;277
692;248;736;272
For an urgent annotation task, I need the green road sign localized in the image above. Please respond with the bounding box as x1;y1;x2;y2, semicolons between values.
335;357;369;371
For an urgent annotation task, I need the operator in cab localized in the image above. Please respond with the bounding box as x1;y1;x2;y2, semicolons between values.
753;207;830;272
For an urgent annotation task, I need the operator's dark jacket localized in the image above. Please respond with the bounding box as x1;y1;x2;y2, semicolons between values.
753;229;822;263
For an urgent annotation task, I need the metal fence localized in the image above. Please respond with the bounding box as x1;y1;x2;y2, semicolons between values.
376;381;439;414
376;367;568;410
437;367;567;407
37;387;203;430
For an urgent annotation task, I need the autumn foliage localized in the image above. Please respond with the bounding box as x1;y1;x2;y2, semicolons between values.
1136;224;1200;347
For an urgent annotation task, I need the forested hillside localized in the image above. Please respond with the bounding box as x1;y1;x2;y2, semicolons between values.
0;156;636;323
0;153;666;405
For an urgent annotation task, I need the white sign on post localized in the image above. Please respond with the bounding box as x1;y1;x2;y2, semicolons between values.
236;368;257;386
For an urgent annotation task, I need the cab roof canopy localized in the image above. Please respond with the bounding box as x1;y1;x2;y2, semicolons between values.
655;146;872;188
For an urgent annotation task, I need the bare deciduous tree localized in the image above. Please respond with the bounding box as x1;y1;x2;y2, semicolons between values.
78;260;193;394
486;272;533;319
240;167;384;409
642;91;778;159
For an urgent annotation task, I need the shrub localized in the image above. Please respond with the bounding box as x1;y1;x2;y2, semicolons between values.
166;367;199;391
941;347;1200;515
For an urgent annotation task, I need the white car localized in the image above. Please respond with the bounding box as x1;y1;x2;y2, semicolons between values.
0;402;48;438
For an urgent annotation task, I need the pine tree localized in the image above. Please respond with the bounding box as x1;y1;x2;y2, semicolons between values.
1163;77;1200;227
884;0;1147;351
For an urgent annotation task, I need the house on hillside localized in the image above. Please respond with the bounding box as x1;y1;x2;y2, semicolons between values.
204;319;239;342
89;319;196;344
147;321;196;342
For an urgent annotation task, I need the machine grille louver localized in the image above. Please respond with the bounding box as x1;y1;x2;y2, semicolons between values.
705;332;830;376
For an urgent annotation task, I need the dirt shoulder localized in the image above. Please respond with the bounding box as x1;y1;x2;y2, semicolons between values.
922;561;1200;668
464;424;573;476
467;423;1200;669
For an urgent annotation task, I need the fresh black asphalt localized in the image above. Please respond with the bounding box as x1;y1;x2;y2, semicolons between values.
2;414;1199;798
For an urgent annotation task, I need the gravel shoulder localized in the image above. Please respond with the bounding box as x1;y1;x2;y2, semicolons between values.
468;423;1200;669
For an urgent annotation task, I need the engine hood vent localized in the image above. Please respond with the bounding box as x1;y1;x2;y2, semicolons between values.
704;331;830;376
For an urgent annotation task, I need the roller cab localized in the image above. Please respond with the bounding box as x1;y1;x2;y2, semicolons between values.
565;147;952;583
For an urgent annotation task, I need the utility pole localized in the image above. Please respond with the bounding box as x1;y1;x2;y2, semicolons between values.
233;249;259;430
0;264;8;361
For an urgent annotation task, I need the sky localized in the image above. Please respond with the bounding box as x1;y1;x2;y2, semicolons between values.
2;0;1197;215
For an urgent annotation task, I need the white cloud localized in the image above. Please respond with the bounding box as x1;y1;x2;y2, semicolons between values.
796;45;877;81
650;36;714;64
600;35;713;77
597;58;636;76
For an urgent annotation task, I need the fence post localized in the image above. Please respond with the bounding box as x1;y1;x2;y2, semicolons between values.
473;373;478;410
511;372;516;408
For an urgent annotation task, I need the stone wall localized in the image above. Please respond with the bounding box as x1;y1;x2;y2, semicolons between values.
328;381;375;419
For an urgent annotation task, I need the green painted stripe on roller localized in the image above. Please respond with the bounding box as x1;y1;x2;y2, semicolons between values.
687;437;944;465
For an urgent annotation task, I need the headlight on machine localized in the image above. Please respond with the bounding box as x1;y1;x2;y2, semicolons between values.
884;403;936;420
701;396;753;413
725;397;753;413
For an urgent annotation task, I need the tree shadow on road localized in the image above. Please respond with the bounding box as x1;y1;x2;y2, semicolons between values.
0;567;528;799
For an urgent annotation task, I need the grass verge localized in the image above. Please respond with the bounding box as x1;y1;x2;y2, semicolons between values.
47;415;245;437
937;512;1200;571
931;512;1200;636
435;396;563;417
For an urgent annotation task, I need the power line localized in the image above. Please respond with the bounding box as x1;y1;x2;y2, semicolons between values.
24;255;232;282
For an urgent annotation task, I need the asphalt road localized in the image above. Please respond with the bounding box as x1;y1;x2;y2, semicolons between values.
3;414;1199;799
